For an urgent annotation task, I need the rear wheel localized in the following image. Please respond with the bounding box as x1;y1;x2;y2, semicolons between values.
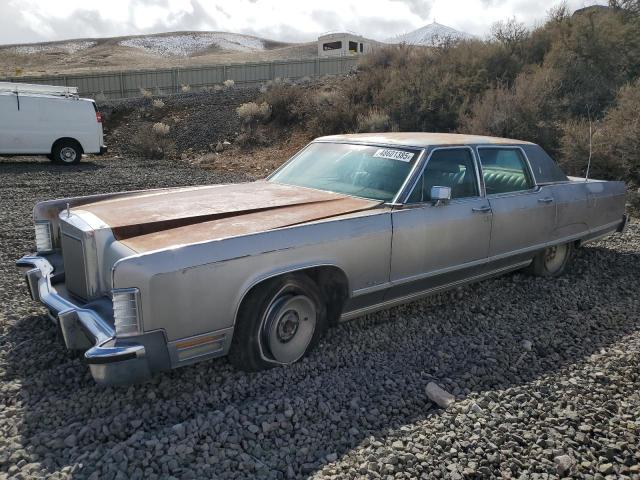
229;273;327;372
527;242;573;277
51;140;82;165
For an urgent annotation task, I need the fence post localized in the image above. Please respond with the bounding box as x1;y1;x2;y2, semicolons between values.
222;64;227;82
119;71;125;98
315;57;320;77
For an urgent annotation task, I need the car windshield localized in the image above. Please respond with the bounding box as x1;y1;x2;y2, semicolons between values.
269;142;421;201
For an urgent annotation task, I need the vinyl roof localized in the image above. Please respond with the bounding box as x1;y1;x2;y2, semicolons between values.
315;132;534;147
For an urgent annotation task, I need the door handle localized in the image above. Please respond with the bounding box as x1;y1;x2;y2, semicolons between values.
538;197;554;203
472;205;491;213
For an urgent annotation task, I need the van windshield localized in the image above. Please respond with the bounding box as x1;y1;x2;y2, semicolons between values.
269;143;420;202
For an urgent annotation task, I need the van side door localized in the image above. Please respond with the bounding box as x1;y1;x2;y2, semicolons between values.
0;93;19;154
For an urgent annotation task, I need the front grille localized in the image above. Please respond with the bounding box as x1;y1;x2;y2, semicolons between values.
61;232;89;300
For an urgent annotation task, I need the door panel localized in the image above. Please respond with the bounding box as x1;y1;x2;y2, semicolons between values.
389;197;492;297
487;187;557;257
478;146;557;259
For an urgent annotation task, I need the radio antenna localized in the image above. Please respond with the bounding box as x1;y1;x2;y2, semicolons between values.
585;105;592;182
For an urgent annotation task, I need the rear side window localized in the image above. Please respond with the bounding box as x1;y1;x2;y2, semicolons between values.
478;148;534;195
407;148;479;203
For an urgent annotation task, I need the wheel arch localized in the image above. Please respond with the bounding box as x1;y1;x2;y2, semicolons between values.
51;137;85;154
233;264;350;329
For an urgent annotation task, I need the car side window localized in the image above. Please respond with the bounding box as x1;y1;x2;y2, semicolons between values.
407;148;479;203
478;148;534;195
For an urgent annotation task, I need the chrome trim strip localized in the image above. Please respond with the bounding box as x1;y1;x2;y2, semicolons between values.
342;260;531;321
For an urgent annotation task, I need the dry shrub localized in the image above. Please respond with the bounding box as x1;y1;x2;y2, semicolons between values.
357;108;393;133
307;89;357;137
260;84;307;125
236;130;267;148
135;122;174;159
152;99;165;109
459;67;561;150
236;102;271;149
559;79;640;181
181;84;191;93
223;79;235;89
140;88;153;98
152;122;170;136
236;102;271;127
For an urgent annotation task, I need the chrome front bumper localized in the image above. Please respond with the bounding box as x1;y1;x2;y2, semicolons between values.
16;255;151;386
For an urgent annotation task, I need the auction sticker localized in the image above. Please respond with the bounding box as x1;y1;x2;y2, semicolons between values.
373;149;414;162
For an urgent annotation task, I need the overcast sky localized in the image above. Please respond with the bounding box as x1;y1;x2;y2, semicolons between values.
0;0;605;46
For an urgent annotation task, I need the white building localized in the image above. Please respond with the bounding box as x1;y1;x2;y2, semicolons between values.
317;32;371;57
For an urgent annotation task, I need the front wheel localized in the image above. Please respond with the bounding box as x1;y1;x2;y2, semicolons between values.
527;242;573;277
229;273;327;372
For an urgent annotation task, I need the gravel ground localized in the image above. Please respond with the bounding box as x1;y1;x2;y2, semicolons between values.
0;155;639;480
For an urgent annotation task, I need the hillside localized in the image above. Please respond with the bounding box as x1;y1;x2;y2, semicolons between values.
0;31;317;77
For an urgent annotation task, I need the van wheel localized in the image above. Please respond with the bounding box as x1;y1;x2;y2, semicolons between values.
52;140;82;165
527;242;573;277
229;273;327;372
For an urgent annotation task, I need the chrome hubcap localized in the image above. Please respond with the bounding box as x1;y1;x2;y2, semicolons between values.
60;147;77;163
262;292;316;364
544;244;567;271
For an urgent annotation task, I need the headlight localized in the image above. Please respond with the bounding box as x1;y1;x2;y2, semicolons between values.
113;288;142;337
34;221;53;252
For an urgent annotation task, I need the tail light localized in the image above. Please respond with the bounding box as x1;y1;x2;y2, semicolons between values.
113;288;142;337
96;111;102;123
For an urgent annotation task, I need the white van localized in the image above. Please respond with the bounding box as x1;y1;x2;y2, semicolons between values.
0;82;107;165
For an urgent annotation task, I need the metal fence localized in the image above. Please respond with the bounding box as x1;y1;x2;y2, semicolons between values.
1;56;359;100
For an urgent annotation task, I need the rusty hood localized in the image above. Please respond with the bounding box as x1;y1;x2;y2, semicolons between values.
75;181;381;253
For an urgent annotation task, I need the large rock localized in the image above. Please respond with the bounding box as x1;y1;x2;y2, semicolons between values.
554;454;575;476
425;382;455;409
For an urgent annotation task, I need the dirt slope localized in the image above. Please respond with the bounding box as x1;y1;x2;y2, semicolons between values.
0;31;317;77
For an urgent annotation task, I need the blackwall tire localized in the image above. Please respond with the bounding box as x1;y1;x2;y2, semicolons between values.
52;140;82;165
527;242;573;277
229;273;327;372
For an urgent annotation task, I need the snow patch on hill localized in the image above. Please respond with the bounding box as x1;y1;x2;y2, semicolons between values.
120;33;265;57
386;22;475;46
5;41;96;55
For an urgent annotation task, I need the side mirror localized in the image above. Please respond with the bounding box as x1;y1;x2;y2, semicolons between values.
430;186;451;206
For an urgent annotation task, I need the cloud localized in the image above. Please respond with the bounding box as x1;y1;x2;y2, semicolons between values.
310;9;422;40
389;0;433;19
0;0;609;46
